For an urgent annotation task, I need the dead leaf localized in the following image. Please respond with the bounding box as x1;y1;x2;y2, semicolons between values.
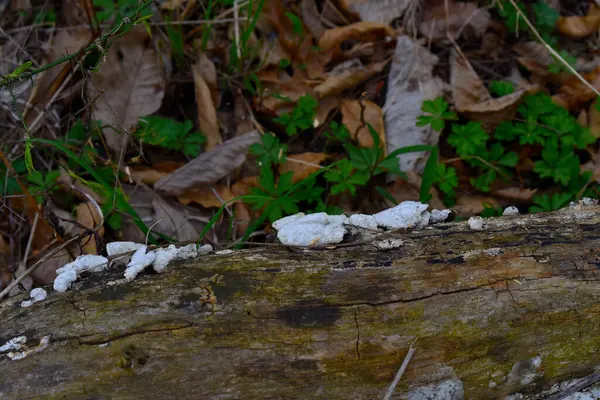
192;59;222;151
337;0;416;25
514;42;573;85
155;130;261;195
279;153;327;183
318;22;397;54
552;66;600;111
589;101;600;138
314;59;388;98
89;27;166;153
419;0;490;41
556;4;600;39
24;28;91;133
451;51;525;128
384;36;444;174
341;99;385;147
179;185;236;208
152;197;200;242
451;51;491;111
232;176;259;236
315;96;341;128
453;195;499;217
301;0;326;39
75;202;104;254
492;187;537;203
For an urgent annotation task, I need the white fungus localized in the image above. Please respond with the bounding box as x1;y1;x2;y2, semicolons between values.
372;238;404;250
431;209;452;223
271;213;305;231
6;336;50;361
468;216;485;231
373;201;430;230
0;336;27;352
348;214;378;230
503;206;519;216
124;246;156;282
54;254;109;293
20;288;48;308
106;241;145;266
276;212;348;246
53;242;213;292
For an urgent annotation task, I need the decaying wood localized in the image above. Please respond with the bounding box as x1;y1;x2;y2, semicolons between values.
2;205;600;399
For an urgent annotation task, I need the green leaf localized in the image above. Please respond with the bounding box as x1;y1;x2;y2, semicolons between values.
448;122;489;156
249;133;287;167
136;116;205;155
420;146;439;203
285;12;304;37
489;81;515;97
533;2;559;34
529;193;571;213
548;50;577;74
273;94;318;136
533;144;580;185
496;0;526;33
416;97;458;132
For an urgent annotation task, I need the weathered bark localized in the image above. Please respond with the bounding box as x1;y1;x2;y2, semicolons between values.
2;205;600;399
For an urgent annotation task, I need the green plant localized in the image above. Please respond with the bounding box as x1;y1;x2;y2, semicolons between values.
529;193;571;213
94;0;152;23
416;93;599;210
136;116;206;157
416;97;458;132
273;94;318;136
249;134;287;167
489;81;515;97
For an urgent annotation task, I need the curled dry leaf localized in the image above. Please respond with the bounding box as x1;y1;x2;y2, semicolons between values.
451;51;490;111
192;57;222;151
337;0;416;26
451;51;525;129
24;28;91;133
301;0;326;39
314;59;388;98
152;197;200;242
419;0;490;41
75;201;104;254
318;21;397;54
154;130;261;195
89;27;166;153
340;99;385;147
384;36;444;173
279;153;328;183
231;176;259;236
314;96;342;128
552;66;600;110
589;101;600;138
556;4;600;39
492;187;537;203
453;195;499;217
178;185;235;208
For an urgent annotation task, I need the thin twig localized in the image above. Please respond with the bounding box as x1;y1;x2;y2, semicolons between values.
505;0;600;98
383;339;417;400
233;0;242;60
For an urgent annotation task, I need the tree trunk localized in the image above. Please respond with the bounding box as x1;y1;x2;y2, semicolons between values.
2;205;600;399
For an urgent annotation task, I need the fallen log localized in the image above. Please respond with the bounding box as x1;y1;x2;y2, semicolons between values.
2;204;600;399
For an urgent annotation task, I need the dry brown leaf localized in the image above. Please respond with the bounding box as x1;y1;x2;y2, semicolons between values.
178;185;235;208
75;202;104;254
89;27;166;153
453;195;499;217
315;96;341;127
279;153;327;183
462;90;527;128
340;99;385;147
155;130;261;195
384;36;444;174
514;42;573;85
589;101;600;138
152;197;200;242
318;22;396;53
419;0;490;41
192;59;222;151
337;0;415;25
232;176;259;236
129;167;169;185
196;53;219;106
24;28;91;132
451;51;491;111
314;59;388;98
552;66;600;111
556;4;600;39
492;187;537;203
301;0;326;39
